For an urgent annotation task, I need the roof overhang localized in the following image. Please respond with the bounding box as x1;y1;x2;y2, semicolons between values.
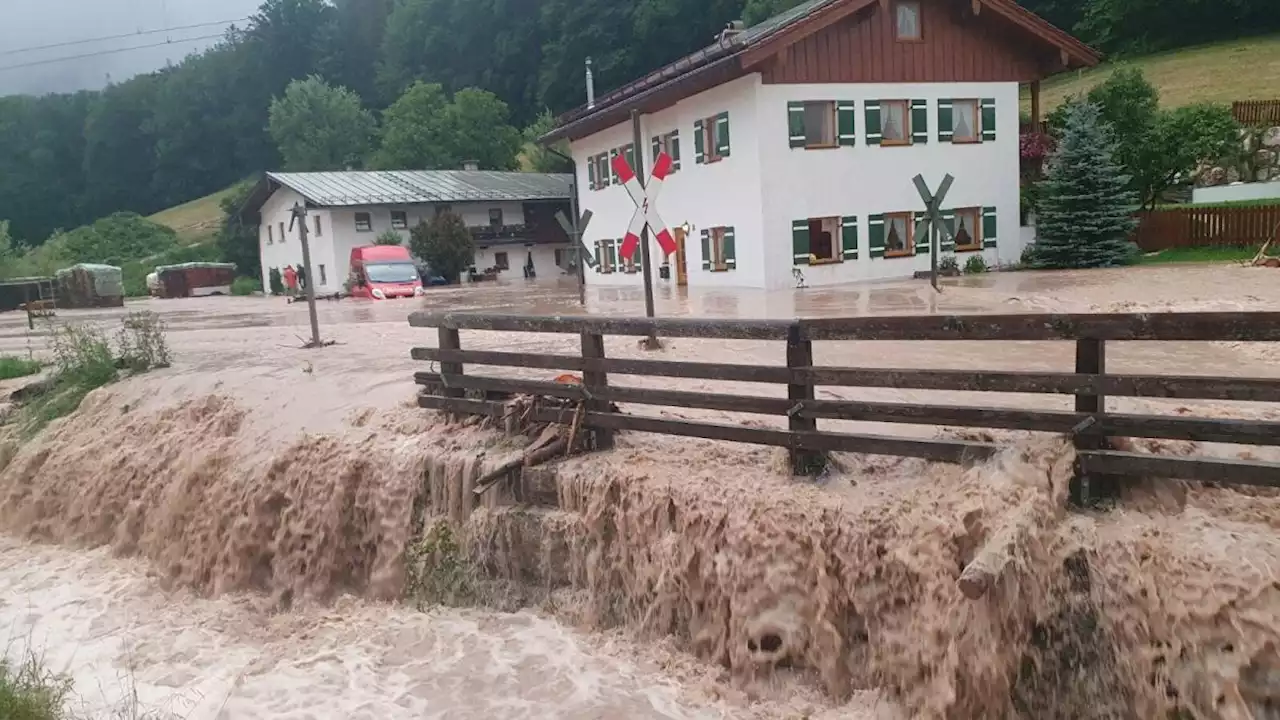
541;0;1100;144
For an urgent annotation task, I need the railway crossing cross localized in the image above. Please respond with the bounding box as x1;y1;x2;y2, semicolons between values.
612;151;679;260
555;208;596;270
912;173;956;293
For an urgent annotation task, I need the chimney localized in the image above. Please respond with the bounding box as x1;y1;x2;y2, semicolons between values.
462;160;479;171
585;57;596;110
718;20;746;44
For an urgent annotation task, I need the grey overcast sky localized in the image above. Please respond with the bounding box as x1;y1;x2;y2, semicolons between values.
0;0;264;96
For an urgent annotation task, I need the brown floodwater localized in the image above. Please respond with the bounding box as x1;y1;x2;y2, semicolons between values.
0;264;1277;719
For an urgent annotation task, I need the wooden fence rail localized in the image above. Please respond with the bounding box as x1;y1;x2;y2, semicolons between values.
1232;100;1280;127
409;311;1280;499
1132;204;1280;251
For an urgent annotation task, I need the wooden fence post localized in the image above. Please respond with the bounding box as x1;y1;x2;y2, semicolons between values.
580;331;614;450
438;327;465;407
1072;337;1108;506
787;323;823;475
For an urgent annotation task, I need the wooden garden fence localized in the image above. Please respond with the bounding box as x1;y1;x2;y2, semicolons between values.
410;311;1280;500
1232;100;1280;127
1132;204;1280;251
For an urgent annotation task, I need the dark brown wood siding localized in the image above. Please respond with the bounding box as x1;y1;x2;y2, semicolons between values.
763;0;1046;84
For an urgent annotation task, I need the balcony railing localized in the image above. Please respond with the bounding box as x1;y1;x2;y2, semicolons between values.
470;224;533;243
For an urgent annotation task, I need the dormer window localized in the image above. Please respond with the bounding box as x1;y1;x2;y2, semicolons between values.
895;1;922;41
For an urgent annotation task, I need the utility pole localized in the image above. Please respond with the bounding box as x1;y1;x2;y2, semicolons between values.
289;202;323;348
631;109;660;349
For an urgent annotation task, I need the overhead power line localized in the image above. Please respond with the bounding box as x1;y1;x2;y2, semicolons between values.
0;33;228;73
0;18;248;58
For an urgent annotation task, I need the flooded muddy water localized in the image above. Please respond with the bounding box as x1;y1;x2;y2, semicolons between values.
0;264;1278;719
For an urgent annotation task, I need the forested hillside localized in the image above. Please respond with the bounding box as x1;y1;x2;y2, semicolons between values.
0;0;1275;246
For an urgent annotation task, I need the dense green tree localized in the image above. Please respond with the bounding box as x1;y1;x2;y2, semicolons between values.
374;83;521;170
409;213;474;283
60;213;179;267
324;0;395;102
269;76;377;171
1026;101;1137;269
216;181;262;280
522;110;573;173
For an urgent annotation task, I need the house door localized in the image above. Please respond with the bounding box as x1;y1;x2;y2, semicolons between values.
674;227;689;287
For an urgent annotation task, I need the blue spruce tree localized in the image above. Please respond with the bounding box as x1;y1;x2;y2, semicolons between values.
1027;101;1138;269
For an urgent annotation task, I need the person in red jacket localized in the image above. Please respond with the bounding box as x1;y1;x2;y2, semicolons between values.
283;265;298;296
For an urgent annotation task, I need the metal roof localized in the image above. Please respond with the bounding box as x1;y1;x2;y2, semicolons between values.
267;171;573;207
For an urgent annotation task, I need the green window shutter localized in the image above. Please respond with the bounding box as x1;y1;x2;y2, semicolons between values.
716;111;731;157
610;149;619;185
588;158;597;191
723;227;736;269
694;120;706;164
606;239;618;270
915;214;931;255
788;102;806;148
670;132;682;170
868;214;886;258
594;239;602;270
634;246;643;272
982;206;998;248
625;144;636;170
938;100;954;143
701;230;711;270
837;101;857;146
652;136;662;165
981;99;997;142
865;101;882;145
911;100;929;145
792;221;811;265
941;210;957;251
841;216;859;260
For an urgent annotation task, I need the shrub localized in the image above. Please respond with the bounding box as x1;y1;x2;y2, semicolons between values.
374;229;403;246
409;213;473;284
0;356;41;381
938;255;960;276
268;268;285;295
964;255;989;274
0;653;72;720
406;521;477;608
231;276;262;296
115;311;171;373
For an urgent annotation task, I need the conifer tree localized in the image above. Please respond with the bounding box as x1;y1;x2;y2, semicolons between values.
1027;100;1138;269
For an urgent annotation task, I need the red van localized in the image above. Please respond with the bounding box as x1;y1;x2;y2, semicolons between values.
348;245;424;300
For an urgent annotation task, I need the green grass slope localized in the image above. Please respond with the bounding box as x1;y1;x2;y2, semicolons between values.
1026;33;1280;112
147;185;240;245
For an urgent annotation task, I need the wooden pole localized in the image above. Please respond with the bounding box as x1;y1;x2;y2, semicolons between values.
631;109;659;348
291;203;322;348
1071;338;1106;506
569;175;586;307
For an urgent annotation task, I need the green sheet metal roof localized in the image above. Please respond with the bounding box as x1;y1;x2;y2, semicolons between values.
266;170;573;208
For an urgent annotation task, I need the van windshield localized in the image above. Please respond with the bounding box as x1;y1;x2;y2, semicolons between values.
366;262;419;284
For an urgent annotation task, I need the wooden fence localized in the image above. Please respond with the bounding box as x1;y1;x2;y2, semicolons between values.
1232;100;1280;127
1132;204;1280;251
410;312;1280;499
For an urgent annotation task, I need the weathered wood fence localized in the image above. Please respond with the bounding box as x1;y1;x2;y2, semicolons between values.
1132;204;1280;251
1232;100;1280;127
410;311;1280;498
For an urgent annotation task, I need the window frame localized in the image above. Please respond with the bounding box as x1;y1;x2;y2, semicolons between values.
802;101;838;149
494;251;510;270
655;130;682;172
807;217;843;264
354;212;373;232
434;203;453;218
884;212;916;257
489;208;504;227
951;99;981;144
266;224;273;244
313;215;322;237
318;264;327;286
952;207;984;252
879;100;911;147
278;221;286;242
391;210;409;230
709;227;728;271
704;115;725;163
895;1;923;42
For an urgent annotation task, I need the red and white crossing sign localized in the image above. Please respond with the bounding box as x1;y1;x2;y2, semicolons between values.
612;151;678;261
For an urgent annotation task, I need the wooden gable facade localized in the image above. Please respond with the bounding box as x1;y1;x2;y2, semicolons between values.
756;0;1051;84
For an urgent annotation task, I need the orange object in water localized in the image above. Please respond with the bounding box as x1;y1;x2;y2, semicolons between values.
554;374;584;385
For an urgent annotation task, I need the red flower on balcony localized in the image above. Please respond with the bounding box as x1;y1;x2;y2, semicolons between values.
1020;132;1055;161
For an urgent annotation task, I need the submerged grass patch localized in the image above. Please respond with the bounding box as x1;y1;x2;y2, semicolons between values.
1137;245;1261;264
0;357;41;381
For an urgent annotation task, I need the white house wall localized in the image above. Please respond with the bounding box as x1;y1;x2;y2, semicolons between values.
572;77;1025;290
473;244;574;281
756;81;1024;289
259;195;532;293
572;74;767;289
